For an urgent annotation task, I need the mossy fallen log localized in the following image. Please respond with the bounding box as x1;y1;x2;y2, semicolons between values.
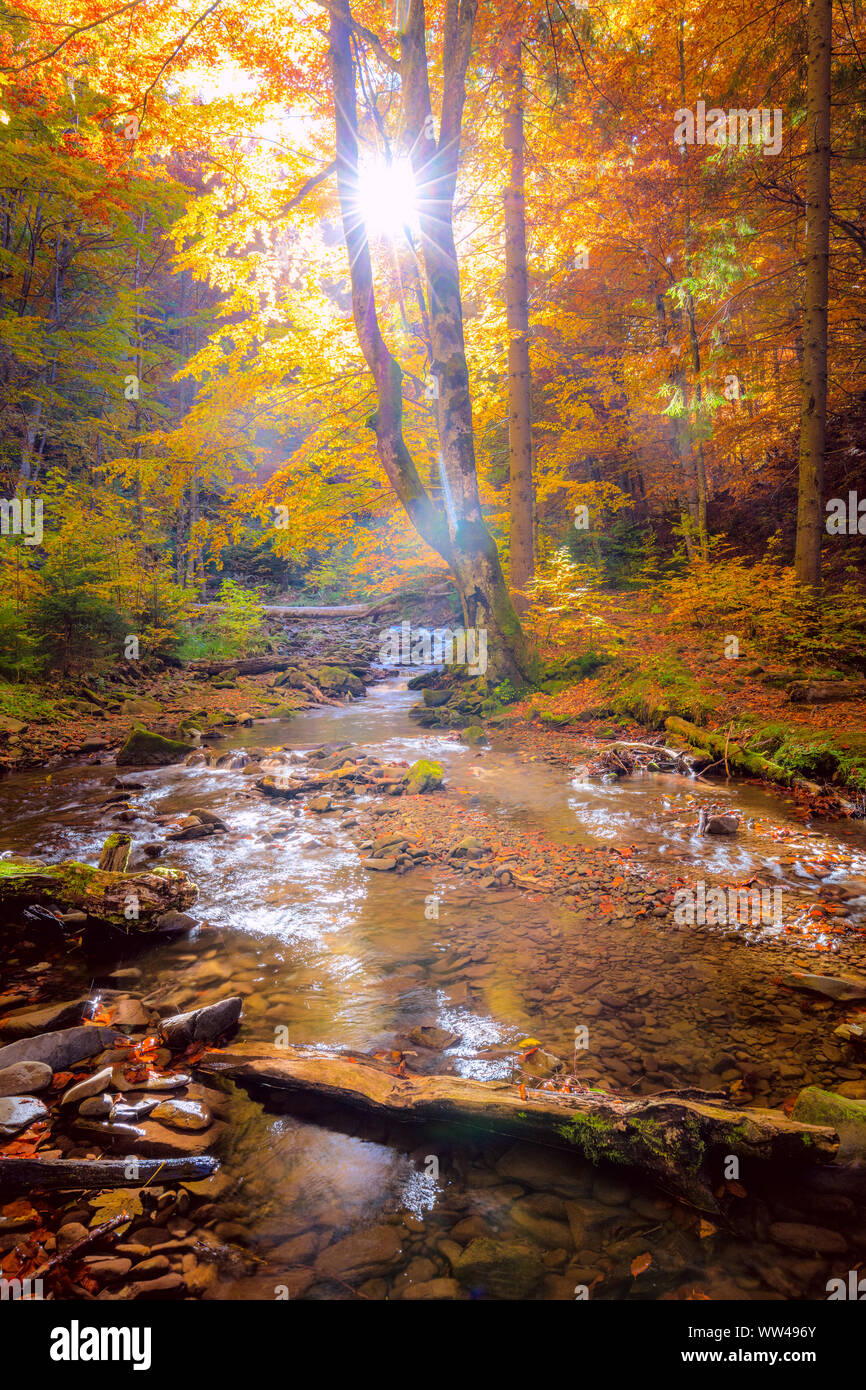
0;855;197;931
199;1043;838;1210
665;716;794;786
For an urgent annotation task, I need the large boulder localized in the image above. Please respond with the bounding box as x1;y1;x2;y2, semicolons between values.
117;728;193;767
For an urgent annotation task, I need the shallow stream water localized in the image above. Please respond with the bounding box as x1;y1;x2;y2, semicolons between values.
2;679;865;1300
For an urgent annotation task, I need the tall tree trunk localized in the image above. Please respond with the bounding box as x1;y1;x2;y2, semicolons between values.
795;0;832;587
503;30;534;613
327;0;533;682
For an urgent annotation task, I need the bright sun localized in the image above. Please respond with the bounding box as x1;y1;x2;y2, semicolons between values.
356;157;418;237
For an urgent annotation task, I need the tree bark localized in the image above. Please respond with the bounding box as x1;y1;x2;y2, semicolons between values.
503;30;535;612
795;0;832;586
327;0;533;682
201;1042;838;1211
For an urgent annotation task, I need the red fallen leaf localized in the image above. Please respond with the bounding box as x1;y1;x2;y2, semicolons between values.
518;1083;527;1101
346;1056;357;1064
780;1094;799;1116
725;1179;748;1198
50;1071;75;1088
631;1252;652;1277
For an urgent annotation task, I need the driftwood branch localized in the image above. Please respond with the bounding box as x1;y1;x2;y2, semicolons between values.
0;1156;219;1194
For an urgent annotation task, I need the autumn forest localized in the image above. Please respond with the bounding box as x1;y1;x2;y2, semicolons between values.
0;0;866;1335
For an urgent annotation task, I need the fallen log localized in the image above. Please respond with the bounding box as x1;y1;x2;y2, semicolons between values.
665;717;796;787
199;1043;838;1210
0;1155;219;1194
0;856;197;931
188;656;294;677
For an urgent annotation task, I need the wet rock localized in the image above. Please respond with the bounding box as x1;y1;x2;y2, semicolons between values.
115;1070;191;1092
117;729;193;767
782;971;866;1002
84;1257;132;1279
61;1066;116;1106
0;1060;52;1096
361;857;397;871
407;1025;461;1051
698;810;740;835
404;759;444;795
315;1225;403;1280
153;909;198;935
0;1025;121;1074
453;1237;544;1299
0;1200;39;1231
0;997;90;1039
57;1221;89;1252
131;1118;227;1157
792;1087;866;1161
402;1277;462;1300
121;1273;186;1299
158;996;242;1049
0;1095;49;1136
79;1094;113;1118
308;795;333;813
113;998;150;1028
768;1222;847;1255
150;1099;212;1132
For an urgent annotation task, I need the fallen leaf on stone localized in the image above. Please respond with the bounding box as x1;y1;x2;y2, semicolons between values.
630;1253;652;1277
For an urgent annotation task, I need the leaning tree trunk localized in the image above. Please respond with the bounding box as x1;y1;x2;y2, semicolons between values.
327;0;533;683
503;29;535;613
795;0;833;587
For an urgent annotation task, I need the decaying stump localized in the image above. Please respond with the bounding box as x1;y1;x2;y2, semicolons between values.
199;1043;839;1210
97;833;132;872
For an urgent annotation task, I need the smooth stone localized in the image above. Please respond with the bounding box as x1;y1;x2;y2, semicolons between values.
149;1099;212;1132
158;997;242;1049
78;1094;113;1118
0;1095;48;1136
315;1226;403;1280
782;971;866;1002
0;998;89;1039
61;1066;116;1106
0;1026;121;1074
0;1060;52;1096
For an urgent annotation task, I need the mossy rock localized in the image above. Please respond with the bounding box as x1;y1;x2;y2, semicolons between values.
116;728;194;767
269;704;297;719
462;725;488;746
315;665;363;696
539;711;573;727
120;696;162;719
791;1087;866;1161
404;758;444;794
422;687;452;707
